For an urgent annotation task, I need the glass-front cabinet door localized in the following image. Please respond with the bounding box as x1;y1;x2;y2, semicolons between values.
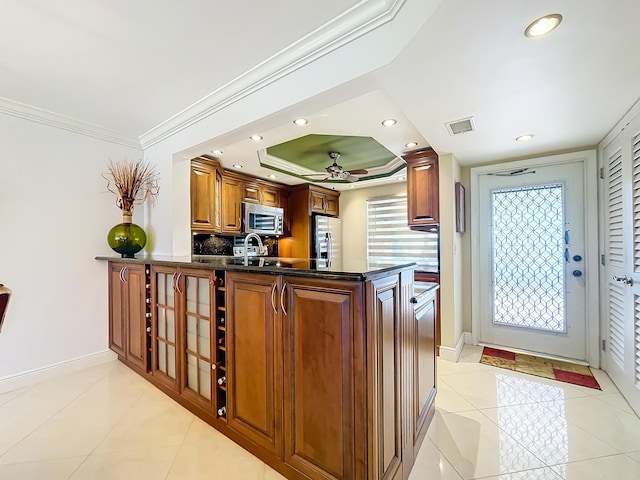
151;265;180;390
180;268;215;409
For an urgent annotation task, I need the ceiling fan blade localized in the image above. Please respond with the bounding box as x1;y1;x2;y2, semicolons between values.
345;175;360;182
303;173;330;177
347;169;368;175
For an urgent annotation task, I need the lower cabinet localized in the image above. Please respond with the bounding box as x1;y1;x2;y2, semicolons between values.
108;262;148;373
226;272;283;456
283;276;365;480
109;263;434;480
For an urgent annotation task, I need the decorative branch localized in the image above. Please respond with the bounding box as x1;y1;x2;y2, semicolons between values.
103;159;160;214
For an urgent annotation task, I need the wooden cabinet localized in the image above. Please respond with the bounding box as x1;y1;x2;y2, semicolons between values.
414;272;441;354
221;176;243;234
403;149;439;228
226;272;283;455
412;284;437;452
367;275;403;480
285;185;341;258
283;276;365;480
190;161;219;231
108;262;148;373
150;265;226;412
308;185;339;216
243;182;280;207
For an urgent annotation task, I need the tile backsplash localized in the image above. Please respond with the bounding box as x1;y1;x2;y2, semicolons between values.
193;234;279;256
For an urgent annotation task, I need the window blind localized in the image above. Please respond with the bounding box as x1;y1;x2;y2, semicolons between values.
366;196;439;271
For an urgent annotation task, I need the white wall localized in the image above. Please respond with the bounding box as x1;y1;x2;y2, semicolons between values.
339;182;407;271
0;114;142;379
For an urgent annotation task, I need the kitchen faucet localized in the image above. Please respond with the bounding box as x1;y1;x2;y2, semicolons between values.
243;233;267;266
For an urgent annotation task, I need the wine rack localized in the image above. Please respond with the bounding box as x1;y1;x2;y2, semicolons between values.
213;270;227;419
145;266;152;371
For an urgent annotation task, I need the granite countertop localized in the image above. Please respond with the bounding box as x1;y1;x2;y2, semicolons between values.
95;255;417;281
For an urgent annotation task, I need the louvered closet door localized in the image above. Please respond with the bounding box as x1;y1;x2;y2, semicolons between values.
603;123;640;414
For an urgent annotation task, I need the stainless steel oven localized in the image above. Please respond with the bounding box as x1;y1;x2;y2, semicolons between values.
242;203;284;236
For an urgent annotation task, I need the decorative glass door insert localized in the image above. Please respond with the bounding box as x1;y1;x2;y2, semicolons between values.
491;184;566;333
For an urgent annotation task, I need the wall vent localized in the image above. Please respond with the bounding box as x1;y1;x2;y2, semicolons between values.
445;116;476;136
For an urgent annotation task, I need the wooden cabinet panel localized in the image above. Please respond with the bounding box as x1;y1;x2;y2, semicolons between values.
283;277;364;480
108;262;147;373
226;272;282;455
310;190;326;213
125;266;147;372
368;276;402;480
413;289;436;447
109;264;126;358
261;185;280;207
404;149;439;228
242;182;261;204
221;177;243;234
190;162;217;230
324;195;339;216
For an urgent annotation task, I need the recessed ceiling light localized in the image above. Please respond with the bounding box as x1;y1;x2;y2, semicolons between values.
268;174;277;179
293;118;308;126
250;135;263;141
211;149;223;155
382;119;397;127
405;142;418;148
524;14;562;38
516;134;535;142
233;164;243;169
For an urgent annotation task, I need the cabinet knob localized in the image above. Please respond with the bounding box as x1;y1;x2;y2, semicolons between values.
410;297;418;304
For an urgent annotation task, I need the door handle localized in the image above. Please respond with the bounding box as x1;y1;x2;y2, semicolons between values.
613;275;634;286
271;283;277;313
175;272;182;294
122;267;128;284
280;282;288;316
119;266;125;283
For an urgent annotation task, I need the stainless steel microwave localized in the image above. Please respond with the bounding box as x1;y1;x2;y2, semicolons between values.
242;203;284;236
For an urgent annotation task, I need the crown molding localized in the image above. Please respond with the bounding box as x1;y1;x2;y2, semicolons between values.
139;0;407;149
0;96;141;149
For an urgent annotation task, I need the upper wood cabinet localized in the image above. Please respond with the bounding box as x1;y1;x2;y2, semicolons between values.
403;149;439;228
220;176;243;235
243;182;280;207
307;185;339;216
190;161;220;231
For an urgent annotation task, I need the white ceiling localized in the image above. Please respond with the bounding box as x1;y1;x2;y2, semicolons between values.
2;0;640;179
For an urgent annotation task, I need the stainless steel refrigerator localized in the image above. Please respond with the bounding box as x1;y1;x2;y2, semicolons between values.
313;215;342;268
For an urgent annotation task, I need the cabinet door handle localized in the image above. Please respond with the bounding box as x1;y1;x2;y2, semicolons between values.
171;273;177;292
175;272;182;295
119;267;125;283
271;283;277;313
280;282;287;316
122;267;128;284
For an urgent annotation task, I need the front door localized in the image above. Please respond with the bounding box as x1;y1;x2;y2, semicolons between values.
477;161;587;361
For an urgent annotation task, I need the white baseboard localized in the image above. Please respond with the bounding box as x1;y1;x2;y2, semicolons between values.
0;349;118;394
439;332;468;362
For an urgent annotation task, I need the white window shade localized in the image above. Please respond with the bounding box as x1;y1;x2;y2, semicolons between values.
366;196;439;271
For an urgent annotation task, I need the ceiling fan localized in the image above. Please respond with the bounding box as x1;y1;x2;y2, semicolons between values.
304;152;369;182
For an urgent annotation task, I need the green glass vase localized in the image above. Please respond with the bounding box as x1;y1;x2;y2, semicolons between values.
107;215;146;258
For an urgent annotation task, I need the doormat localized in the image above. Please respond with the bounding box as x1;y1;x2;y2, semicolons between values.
480;346;601;390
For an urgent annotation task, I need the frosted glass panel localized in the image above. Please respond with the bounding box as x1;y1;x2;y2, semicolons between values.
158;342;166;373
157;273;165;302
167;275;175;307
157;309;166;339
187;354;197;391
166;310;175;343
187;316;197;351
168;345;176;378
198;278;210;316
198;319;210;359
199;359;211;400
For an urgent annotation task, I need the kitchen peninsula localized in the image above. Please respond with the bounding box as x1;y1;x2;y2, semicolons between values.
98;255;437;480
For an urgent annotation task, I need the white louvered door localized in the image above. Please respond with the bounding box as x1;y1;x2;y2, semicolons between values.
603;121;640;414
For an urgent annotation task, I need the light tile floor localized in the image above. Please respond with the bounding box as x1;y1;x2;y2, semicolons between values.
0;346;639;479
